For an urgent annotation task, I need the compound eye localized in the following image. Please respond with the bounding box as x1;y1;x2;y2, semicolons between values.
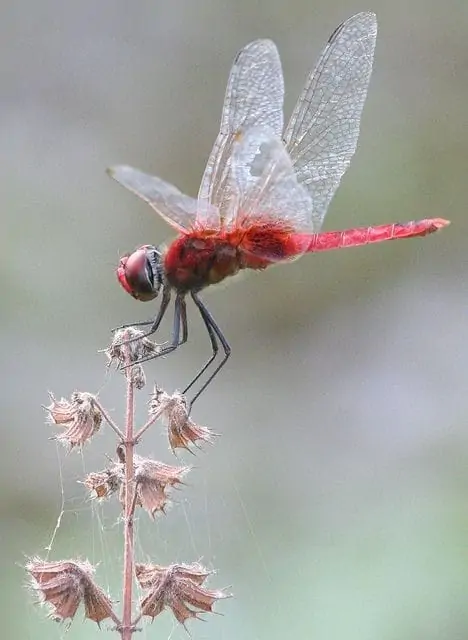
117;248;159;301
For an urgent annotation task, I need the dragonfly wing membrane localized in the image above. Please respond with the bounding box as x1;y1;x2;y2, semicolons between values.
284;12;377;231
108;165;218;233
198;40;285;227
231;127;313;261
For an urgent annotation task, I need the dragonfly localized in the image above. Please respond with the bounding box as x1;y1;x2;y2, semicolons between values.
108;12;449;406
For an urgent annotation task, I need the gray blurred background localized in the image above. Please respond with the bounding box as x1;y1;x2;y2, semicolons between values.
2;0;467;638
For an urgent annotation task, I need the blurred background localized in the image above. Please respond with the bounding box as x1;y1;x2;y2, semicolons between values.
2;0;467;638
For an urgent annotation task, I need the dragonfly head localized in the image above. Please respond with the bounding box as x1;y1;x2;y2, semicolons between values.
117;245;163;301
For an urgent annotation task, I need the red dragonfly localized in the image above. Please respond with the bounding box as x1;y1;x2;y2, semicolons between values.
108;12;449;405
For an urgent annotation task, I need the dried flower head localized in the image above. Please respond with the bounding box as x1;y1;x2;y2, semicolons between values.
105;328;161;388
135;562;228;625
149;387;215;453
83;465;123;500
27;558;115;625
45;392;102;449
128;456;190;517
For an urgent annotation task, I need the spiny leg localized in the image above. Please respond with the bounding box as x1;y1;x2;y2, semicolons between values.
122;293;186;367
178;297;188;347
182;307;218;396
115;287;172;347
113;319;154;330
186;292;231;408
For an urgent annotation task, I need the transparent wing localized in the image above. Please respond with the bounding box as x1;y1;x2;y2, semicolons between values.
230;127;313;260
107;165;219;233
284;12;377;231
198;40;284;227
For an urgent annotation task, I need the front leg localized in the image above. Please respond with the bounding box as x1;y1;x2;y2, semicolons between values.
114;287;172;348
121;293;187;367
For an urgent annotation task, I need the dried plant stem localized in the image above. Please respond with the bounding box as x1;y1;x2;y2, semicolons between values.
93;397;125;441
30;328;228;633
121;372;136;640
134;404;164;442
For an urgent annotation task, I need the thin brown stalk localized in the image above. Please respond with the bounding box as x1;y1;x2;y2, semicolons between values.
93;397;125;441
120;370;136;640
134;405;164;442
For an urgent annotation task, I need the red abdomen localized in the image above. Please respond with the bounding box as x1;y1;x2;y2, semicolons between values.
292;218;449;253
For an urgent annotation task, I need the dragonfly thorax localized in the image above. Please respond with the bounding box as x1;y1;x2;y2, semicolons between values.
163;234;241;293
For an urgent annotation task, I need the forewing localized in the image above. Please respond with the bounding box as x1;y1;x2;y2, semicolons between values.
230;127;313;260
107;165;218;233
284;12;377;231
198;40;284;227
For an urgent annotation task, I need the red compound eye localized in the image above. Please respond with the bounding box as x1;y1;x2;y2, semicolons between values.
116;247;161;301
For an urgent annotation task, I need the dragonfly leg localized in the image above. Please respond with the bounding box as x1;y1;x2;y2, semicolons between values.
185;292;231;409
112;319;154;331
178;297;188;347
182;303;218;396
114;288;172;347
120;293;185;367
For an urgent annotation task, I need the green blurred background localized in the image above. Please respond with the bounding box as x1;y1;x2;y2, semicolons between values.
2;0;467;638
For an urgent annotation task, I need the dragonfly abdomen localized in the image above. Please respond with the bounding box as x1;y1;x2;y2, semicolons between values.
297;218;450;253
